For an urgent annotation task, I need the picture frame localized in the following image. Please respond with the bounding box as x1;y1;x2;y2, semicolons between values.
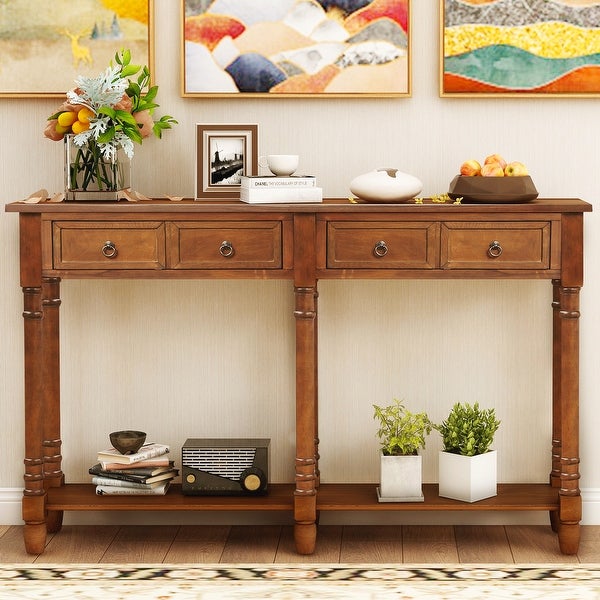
441;0;600;97
182;0;411;97
0;1;154;98
195;124;258;201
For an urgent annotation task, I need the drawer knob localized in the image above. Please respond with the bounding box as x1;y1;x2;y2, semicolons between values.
101;241;118;259
488;240;503;258
219;240;235;258
373;240;388;258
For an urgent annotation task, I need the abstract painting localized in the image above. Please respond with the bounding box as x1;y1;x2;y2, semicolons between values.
441;0;600;96
182;0;410;97
0;0;153;98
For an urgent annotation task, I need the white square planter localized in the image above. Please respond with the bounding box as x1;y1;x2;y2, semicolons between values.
378;453;424;502
438;450;497;503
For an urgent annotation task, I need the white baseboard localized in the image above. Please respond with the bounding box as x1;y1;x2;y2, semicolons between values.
582;488;600;525
0;489;23;525
1;487;598;526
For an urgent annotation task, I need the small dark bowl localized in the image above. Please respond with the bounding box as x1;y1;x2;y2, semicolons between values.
448;174;538;203
109;430;146;455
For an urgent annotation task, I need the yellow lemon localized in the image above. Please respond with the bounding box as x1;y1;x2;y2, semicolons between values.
71;120;90;134
55;124;70;135
57;111;78;127
77;107;95;124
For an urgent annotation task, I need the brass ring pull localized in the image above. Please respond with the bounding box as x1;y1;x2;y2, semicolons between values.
101;241;118;259
219;240;235;258
488;240;503;258
373;240;388;258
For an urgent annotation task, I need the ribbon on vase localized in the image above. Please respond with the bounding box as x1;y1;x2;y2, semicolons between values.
18;188;182;203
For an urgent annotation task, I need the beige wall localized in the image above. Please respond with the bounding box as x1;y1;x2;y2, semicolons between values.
1;2;598;521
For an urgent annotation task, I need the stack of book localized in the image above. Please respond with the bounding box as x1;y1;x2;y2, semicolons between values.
240;175;323;204
90;442;178;495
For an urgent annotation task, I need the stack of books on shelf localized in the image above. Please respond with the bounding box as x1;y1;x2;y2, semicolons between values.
90;442;178;495
240;175;323;204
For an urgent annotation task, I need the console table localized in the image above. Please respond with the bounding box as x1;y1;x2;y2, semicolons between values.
6;198;591;556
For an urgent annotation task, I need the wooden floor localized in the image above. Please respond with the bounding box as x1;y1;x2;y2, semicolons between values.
1;524;599;564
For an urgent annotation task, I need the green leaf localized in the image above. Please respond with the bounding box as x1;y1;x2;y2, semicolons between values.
97;106;116;119
114;109;139;126
97;127;116;144
121;64;141;78
144;85;158;103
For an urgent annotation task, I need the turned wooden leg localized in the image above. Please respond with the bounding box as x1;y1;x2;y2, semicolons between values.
549;280;561;532
293;284;318;555
555;285;581;555
22;285;47;555
313;289;320;488
41;277;64;533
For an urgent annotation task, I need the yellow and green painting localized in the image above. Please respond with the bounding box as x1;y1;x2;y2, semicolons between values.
0;0;150;97
443;0;600;95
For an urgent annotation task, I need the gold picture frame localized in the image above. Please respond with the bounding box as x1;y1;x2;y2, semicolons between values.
0;0;154;98
195;124;258;201
182;0;411;97
441;0;600;97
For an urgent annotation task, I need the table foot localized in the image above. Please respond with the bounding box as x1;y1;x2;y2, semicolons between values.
294;522;316;555
23;522;47;555
549;510;559;533
558;522;580;555
46;510;63;533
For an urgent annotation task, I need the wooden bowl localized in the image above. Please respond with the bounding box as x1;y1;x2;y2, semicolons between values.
109;430;146;455
448;175;538;203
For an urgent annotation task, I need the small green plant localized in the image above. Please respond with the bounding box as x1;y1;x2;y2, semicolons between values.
373;399;432;456
435;402;500;456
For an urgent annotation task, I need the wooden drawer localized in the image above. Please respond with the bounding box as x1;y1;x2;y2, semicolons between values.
326;222;439;269
53;221;166;269
441;222;551;269
168;221;283;269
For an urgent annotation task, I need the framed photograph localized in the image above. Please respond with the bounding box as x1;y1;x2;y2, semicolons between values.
441;0;600;97
182;0;410;97
0;0;154;98
195;124;258;200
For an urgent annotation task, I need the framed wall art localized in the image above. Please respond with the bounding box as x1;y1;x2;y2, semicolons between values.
195;124;258;200
0;0;154;98
182;0;411;97
441;0;600;97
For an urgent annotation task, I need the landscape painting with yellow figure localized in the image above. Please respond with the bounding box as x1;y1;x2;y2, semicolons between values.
0;0;151;97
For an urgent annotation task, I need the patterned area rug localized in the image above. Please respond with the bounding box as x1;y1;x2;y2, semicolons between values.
0;564;599;599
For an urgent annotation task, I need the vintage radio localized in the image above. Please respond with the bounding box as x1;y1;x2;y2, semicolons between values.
181;438;269;496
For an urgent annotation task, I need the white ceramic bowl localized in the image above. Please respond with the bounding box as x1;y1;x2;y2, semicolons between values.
349;168;423;202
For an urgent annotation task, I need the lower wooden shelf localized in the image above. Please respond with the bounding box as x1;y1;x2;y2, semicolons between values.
46;482;559;513
46;483;295;511
316;483;559;511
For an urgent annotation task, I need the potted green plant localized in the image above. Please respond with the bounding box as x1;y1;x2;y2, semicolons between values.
435;402;501;503
373;399;432;502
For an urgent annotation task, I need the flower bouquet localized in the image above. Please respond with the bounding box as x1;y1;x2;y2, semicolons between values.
45;49;177;200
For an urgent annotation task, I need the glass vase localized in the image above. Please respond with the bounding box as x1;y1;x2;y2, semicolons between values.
64;135;131;201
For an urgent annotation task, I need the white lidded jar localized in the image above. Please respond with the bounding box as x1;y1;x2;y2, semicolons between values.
349;168;423;202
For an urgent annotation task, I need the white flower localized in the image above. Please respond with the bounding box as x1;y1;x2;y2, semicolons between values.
69;65;128;112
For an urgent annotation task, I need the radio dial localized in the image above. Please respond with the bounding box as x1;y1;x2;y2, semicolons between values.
240;467;266;492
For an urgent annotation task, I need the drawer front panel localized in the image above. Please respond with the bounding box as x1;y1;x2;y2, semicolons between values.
327;222;438;269
53;222;166;269
169;221;282;269
441;222;551;269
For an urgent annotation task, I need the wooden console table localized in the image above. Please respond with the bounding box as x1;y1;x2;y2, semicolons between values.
6;198;591;556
